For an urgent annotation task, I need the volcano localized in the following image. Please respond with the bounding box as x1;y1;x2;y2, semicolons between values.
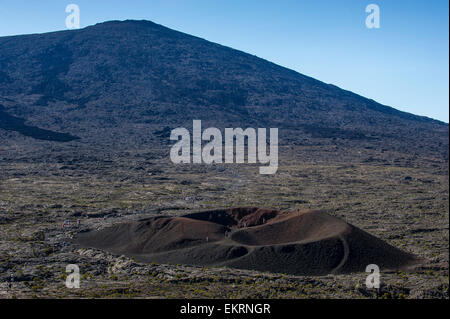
0;20;447;159
75;208;420;275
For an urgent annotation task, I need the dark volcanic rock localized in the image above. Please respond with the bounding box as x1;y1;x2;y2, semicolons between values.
0;104;80;142
0;20;447;157
75;207;420;275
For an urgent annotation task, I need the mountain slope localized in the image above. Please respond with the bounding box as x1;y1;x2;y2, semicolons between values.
0;20;447;158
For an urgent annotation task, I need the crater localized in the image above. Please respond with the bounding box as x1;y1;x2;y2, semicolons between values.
75;207;421;275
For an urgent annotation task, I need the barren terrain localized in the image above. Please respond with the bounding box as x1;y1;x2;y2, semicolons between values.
0;143;447;298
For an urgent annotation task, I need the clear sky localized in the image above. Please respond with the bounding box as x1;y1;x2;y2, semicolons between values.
0;0;448;122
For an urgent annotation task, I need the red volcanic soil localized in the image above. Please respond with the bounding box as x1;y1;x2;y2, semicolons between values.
75;207;421;275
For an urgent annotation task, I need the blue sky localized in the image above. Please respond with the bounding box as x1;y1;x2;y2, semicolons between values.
0;0;448;122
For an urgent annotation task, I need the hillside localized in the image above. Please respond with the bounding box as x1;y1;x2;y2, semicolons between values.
0;20;447;159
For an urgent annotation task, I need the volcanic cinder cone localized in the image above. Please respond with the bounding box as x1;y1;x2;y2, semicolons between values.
75;207;421;275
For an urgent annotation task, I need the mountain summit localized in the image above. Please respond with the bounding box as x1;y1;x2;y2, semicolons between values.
0;20;447;158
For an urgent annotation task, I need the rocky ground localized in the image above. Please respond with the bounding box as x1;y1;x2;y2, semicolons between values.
0;143;448;299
